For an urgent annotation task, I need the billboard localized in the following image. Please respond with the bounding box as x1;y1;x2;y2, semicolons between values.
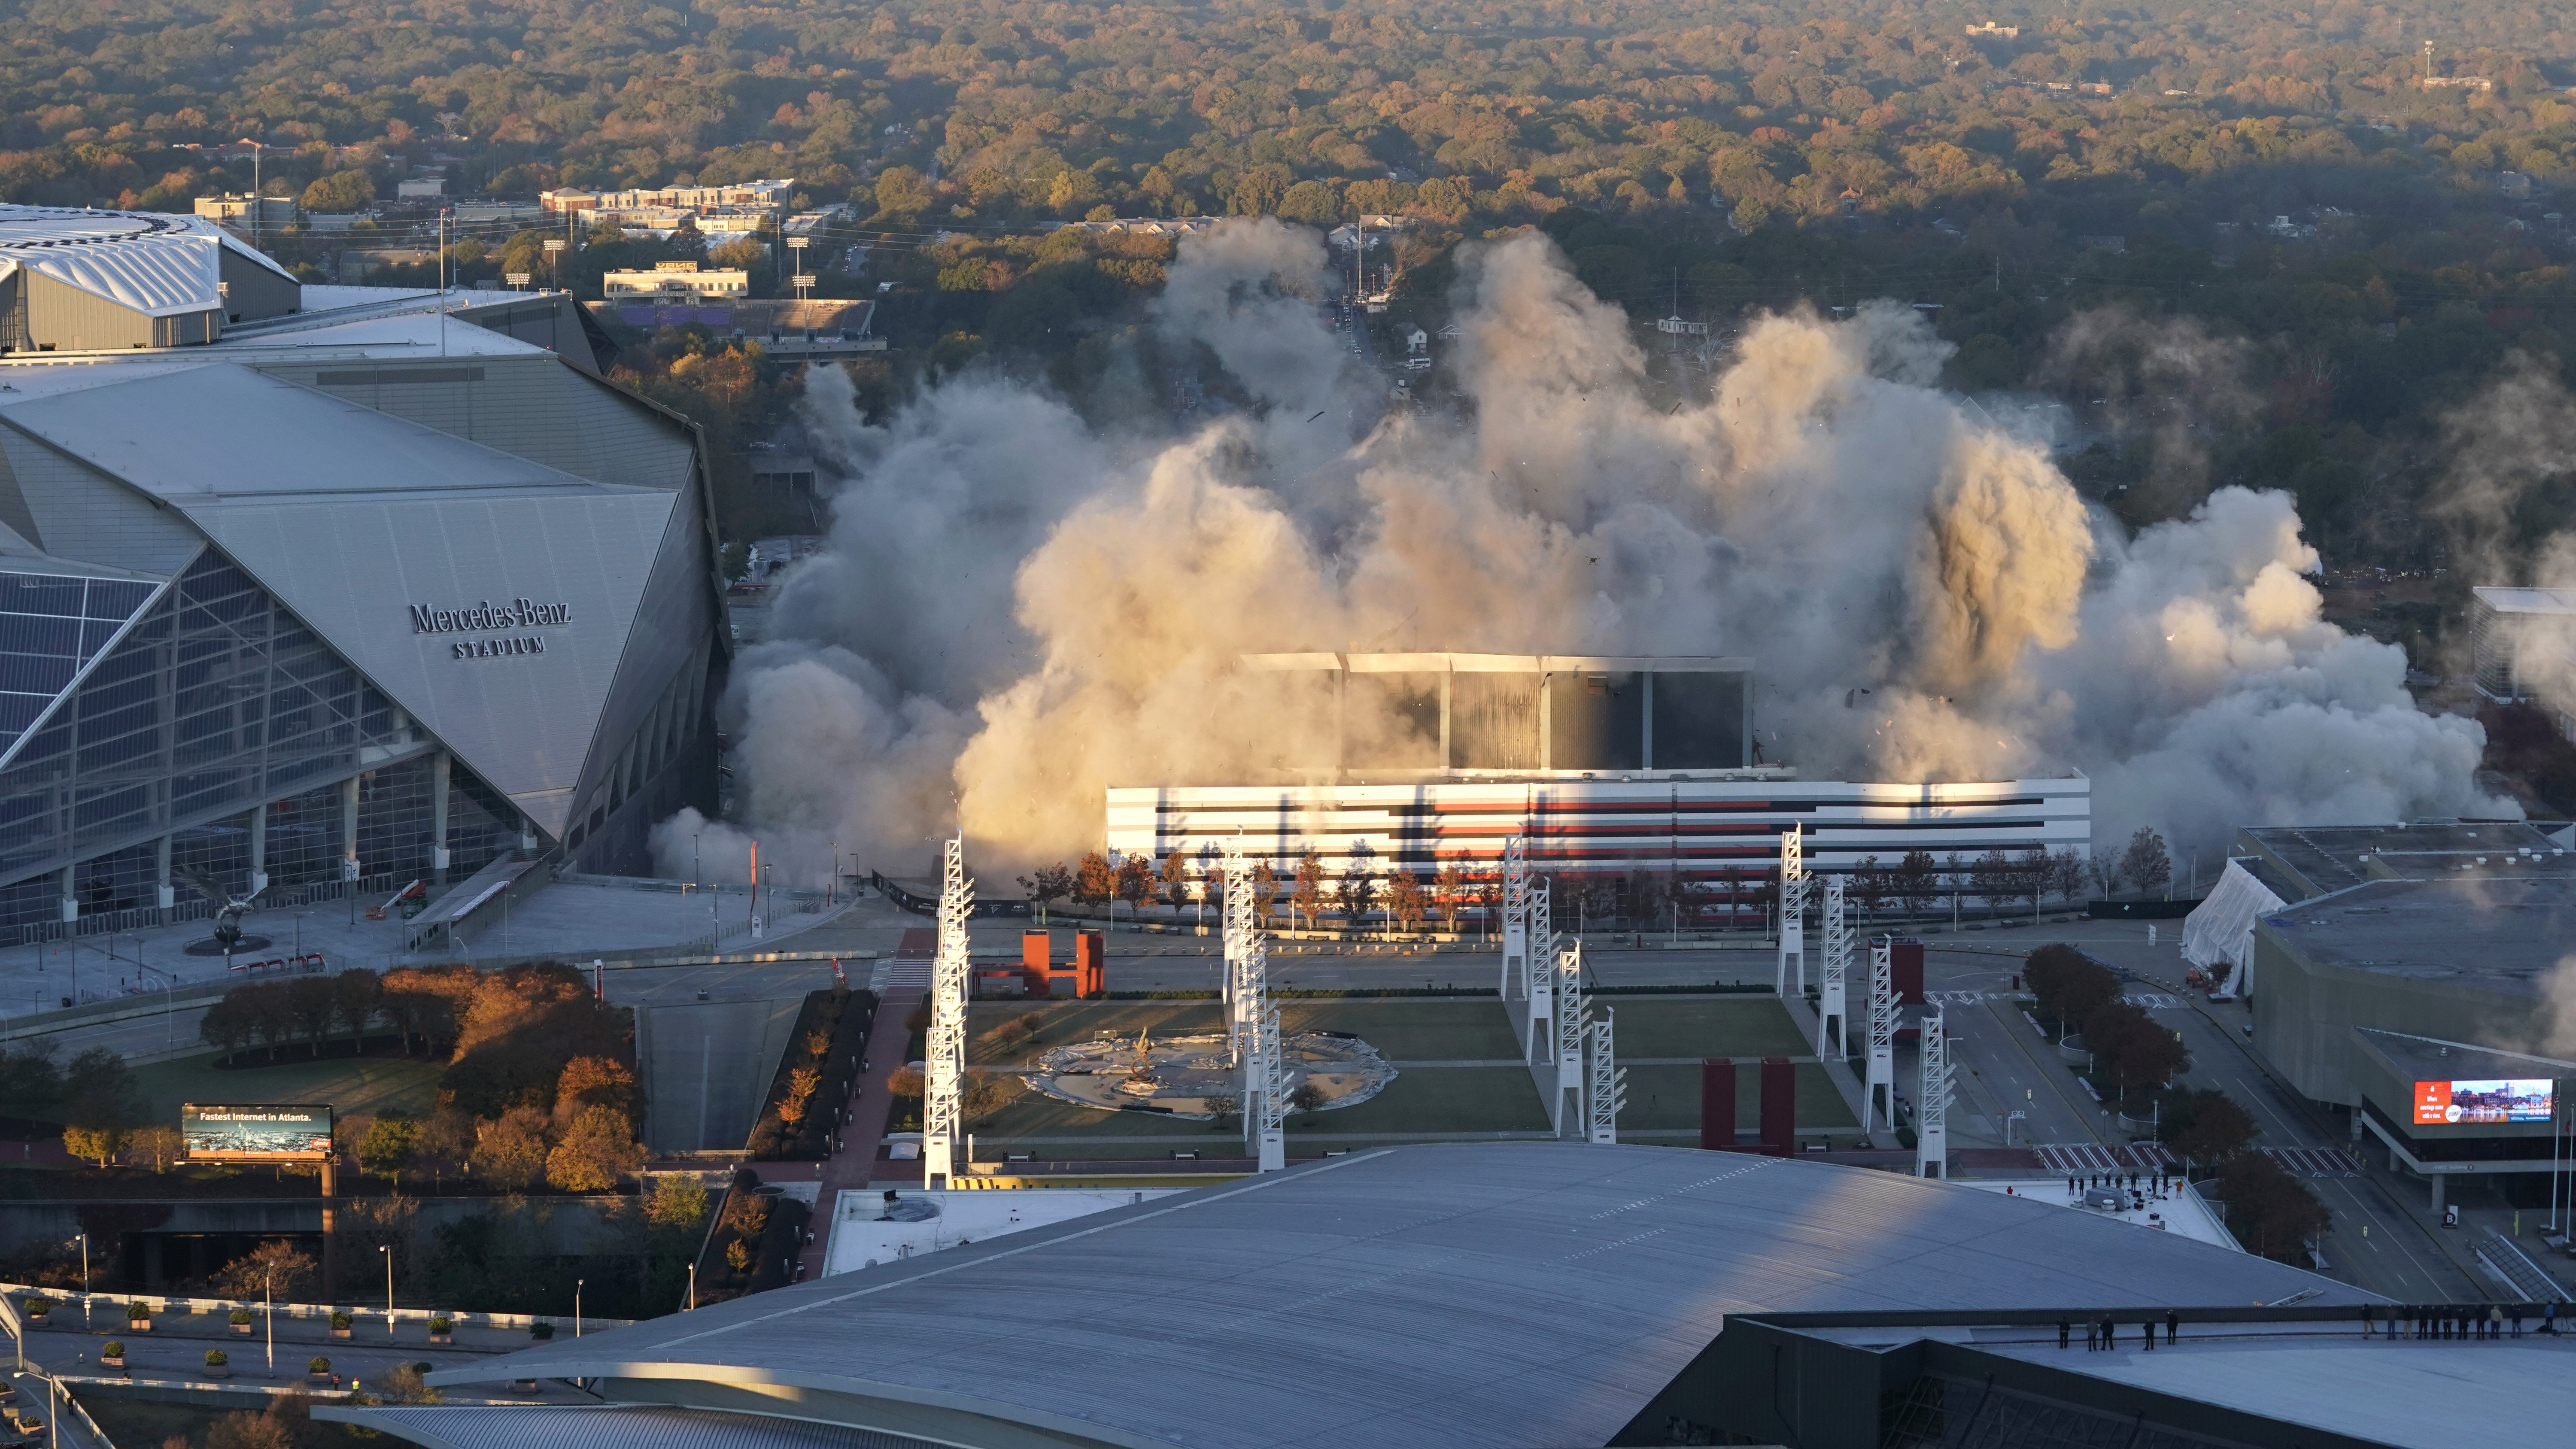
2412;1079;2555;1126
182;1103;334;1160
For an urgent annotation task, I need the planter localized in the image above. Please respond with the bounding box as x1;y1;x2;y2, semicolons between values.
100;1355;124;1370
429;1332;452;1344
307;1372;334;1386
232;1321;253;1334
332;1327;352;1339
203;1364;230;1379
127;1319;152;1333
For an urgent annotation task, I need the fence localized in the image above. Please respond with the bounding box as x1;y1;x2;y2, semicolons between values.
8;1284;632;1332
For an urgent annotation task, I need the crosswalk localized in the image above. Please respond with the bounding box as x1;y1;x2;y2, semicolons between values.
2032;1141;2359;1176
2033;1141;2178;1174
1921;989;2182;1009
2260;1145;2361;1177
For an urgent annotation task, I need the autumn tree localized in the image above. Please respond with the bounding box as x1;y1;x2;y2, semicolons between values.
1291;846;1326;929
473;1106;551;1191
2158;1088;2257;1166
1113;854;1153;916
1019;862;1073;923
1387;869;1428;934
2216;1152;2331;1265
547;1105;645;1192
1434;861;1467;933
645;1173;711;1229
778;1065;823;1124
1072;851;1114;908
1158;848;1192;914
213;1240;315;1302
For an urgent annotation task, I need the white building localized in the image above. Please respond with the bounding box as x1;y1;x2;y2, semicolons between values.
601;261;750;301
2470;585;2576;739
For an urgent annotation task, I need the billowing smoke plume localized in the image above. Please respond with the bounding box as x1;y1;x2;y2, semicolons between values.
654;221;2509;884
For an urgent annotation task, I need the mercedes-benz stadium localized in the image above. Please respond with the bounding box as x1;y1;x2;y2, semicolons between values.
0;204;722;940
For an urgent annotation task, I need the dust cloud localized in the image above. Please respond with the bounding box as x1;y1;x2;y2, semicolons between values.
652;222;2508;885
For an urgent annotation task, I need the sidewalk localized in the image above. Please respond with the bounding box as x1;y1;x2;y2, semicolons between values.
793;928;931;1280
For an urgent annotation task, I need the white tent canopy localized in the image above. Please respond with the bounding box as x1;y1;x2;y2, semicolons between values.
2181;858;2285;997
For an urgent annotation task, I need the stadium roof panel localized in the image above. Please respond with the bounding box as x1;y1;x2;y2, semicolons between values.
0;204;295;316
421;1143;2365;1449
0;362;604;503
2259;874;2576;989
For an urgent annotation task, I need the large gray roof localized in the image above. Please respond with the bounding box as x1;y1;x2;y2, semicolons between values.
2261;874;2576;993
425;1143;2363;1449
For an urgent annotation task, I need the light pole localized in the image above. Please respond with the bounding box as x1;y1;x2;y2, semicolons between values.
76;1234;87;1324
264;1264;275;1375
380;1245;393;1338
686;1261;696;1310
574;1279;583;1337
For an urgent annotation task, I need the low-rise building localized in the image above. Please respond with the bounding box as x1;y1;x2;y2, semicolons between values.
601;261;750;302
192;194;298;230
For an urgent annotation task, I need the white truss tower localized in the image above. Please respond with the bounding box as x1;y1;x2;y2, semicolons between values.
1223;842;1285;1171
1817;877;1851;1059
1585;1007;1626;1144
1554;937;1586;1134
1865;937;1896;1134
1500;835;1530;999
921;835;972;1189
1916;1008;1954;1179
1526;878;1555;1063
1775;829;1807;998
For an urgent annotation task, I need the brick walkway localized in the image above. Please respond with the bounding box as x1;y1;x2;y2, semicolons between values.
793;927;931;1280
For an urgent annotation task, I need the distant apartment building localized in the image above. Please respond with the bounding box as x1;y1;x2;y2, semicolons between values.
2471;585;2576;741
600;261;750;302
542;179;794;215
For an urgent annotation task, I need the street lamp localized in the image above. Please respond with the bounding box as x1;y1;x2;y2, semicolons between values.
75;1234;87;1325
264;1264;275;1374
380;1245;394;1338
574;1279;584;1337
686;1261;696;1311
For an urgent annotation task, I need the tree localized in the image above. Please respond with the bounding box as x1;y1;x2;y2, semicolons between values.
2216;1151;2330;1265
1072;851;1114;908
2121;827;2173;899
474;1106;551;1190
1019;862;1073;923
1336;841;1379;928
357;1115;418;1182
2023;945;2120;1035
2091;846;2124;900
2016;845;2051;914
557;1055;641;1126
874;165;934;220
212;1240;315;1302
286;977;337;1055
961;1068;1021;1121
298;168;374;213
123;1124;184;1173
1848;855;1891;921
547;1105;645;1191
1473;866;1503;937
2050;847;2090;906
2084;1000;2187;1103
1114;854;1154;915
1158;848;1192;915
63;1124;122;1168
1897;850;1938;918
331;969;383;1050
1291;846;1326;930
1387;870;1428;934
1434;861;1467;933
778;1065;823;1124
2159;1088;2257;1165
1967;849;2017;913
1252;860;1280;923
1288;1081;1327;1112
645;1173;711;1229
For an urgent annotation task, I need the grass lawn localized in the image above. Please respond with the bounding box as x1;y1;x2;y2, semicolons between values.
1617;1063;1859;1133
967;997;1525;1066
115;1050;445;1125
1595;997;1810;1060
78;1391;377;1449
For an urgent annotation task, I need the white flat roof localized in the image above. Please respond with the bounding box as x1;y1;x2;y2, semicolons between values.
2473;585;2576;615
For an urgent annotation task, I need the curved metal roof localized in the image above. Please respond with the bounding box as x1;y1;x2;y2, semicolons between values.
0;204;296;317
423;1143;2366;1449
